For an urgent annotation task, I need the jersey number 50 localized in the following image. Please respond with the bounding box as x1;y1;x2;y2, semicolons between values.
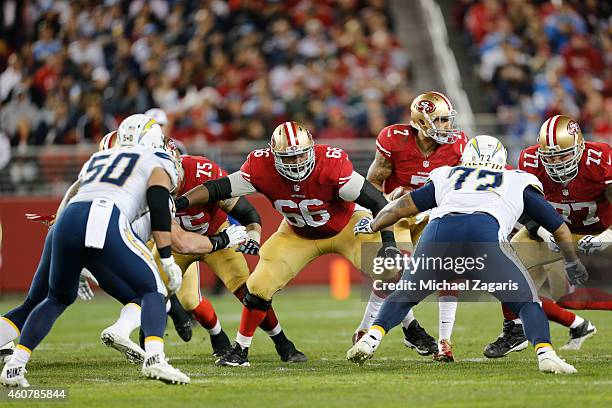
81;153;139;187
274;199;330;228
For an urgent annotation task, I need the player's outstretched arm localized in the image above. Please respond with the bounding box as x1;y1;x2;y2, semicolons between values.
175;172;257;211
56;180;81;216
148;167;182;293
221;196;262;255
369;182;436;232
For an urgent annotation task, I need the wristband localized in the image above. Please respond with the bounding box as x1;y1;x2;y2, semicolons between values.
158;245;172;259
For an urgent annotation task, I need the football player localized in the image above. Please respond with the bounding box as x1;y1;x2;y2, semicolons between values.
348;135;585;374
0;115;190;386
175;121;401;367
360;91;468;361
484;115;611;358
149;140;307;362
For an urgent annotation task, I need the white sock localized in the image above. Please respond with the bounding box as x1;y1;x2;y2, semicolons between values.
368;326;384;341
0;317;20;347
570;315;585;329
144;337;164;355
165;300;171;313
438;296;457;341
208;320;222;336
236;333;252;348
265;323;282;337
512;318;522;325
9;345;30;366
401;309;416;329
108;303;141;337
356;292;385;332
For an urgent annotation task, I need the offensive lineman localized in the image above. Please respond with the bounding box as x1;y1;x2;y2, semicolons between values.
347;135;587;374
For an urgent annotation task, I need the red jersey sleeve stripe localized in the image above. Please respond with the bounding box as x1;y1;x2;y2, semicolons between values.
376;140;392;157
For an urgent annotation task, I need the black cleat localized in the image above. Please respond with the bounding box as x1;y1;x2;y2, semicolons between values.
210;330;231;357
275;339;307;363
484;320;528;358
402;320;438;356
168;295;193;342
560;320;596;350
215;342;250;367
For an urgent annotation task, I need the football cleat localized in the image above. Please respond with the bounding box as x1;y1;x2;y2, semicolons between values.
210;330;231;357
433;339;454;362
168;295;193;342
173;319;193;343
275;339;307;363
483;320;528;358
0;342;15;363
352;330;366;345
537;350;577;374
402;320;438;356
560;320;597;351
0;363;30;387
347;333;380;366
215;343;250;367
101;328;145;364
142;353;190;384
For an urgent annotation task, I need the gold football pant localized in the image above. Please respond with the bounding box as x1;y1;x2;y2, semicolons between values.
247;211;399;301
151;221;250;311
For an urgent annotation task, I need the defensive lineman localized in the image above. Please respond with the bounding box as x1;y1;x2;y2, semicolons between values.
0;117;190;386
347;135;586;374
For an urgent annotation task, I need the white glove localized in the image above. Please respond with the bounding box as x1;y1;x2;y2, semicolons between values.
536;227;560;252
161;256;183;294
77;269;99;301
354;217;374;235
223;225;248;248
578;234;610;255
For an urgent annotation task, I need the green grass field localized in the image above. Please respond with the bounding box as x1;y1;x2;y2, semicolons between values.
0;287;609;407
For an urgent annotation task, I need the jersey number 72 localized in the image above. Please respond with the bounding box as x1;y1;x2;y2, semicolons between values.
448;166;503;191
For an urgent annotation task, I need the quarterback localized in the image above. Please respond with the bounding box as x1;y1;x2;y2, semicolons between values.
348;135;586;374
176;121;401;367
484;115;611;358
360;91;468;361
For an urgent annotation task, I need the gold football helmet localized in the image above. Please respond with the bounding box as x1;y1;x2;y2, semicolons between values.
269;121;315;181
538;115;584;183
98;131;118;151
410;91;460;144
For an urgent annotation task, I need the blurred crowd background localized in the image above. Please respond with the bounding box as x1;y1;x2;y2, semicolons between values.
0;0;412;149
0;0;609;193
454;0;611;141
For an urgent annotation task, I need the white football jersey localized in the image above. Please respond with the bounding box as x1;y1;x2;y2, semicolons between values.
71;145;179;223
428;166;543;239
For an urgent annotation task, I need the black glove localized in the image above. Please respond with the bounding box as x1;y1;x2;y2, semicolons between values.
236;239;260;255
376;245;402;262
565;260;589;286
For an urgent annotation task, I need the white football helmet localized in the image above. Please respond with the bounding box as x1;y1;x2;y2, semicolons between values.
117;114;165;149
144;108;168;126
461;135;507;170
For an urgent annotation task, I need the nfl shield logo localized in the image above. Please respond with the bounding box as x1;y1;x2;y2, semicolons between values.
562;189;569;196
423;161;430;168
294;185;300;192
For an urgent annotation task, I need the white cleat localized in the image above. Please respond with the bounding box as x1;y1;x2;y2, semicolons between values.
560;321;597;351
538;350;577;374
142;353;190;385
101;328;144;364
0;342;15;364
346;334;380;366
0;363;30;387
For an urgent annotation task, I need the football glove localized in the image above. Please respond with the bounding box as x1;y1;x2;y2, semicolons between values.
578;234;610;255
161;256;183;293
25;213;56;228
354;217;374;235
77;269;99;301
236;239;260;255
564;260;589;286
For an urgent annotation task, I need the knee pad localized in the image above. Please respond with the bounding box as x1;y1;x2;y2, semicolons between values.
243;290;272;312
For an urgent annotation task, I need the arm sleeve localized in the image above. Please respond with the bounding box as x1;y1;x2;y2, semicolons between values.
523;185;564;233
227;171;257;197
338;171;365;202
353;179;389;216
228;196;261;226
410;182;437;212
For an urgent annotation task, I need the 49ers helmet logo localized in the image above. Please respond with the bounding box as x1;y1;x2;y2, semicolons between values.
567;120;580;136
416;100;436;114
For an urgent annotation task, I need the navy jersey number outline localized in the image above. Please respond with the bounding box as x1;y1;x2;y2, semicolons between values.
81;152;140;187
449;166;503;191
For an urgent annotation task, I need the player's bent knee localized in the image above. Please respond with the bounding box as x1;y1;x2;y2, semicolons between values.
177;292;199;311
243;290;272;311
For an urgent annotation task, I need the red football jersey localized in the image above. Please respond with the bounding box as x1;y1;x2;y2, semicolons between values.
518;142;612;234
175;155;228;236
375;124;468;194
240;144;356;239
